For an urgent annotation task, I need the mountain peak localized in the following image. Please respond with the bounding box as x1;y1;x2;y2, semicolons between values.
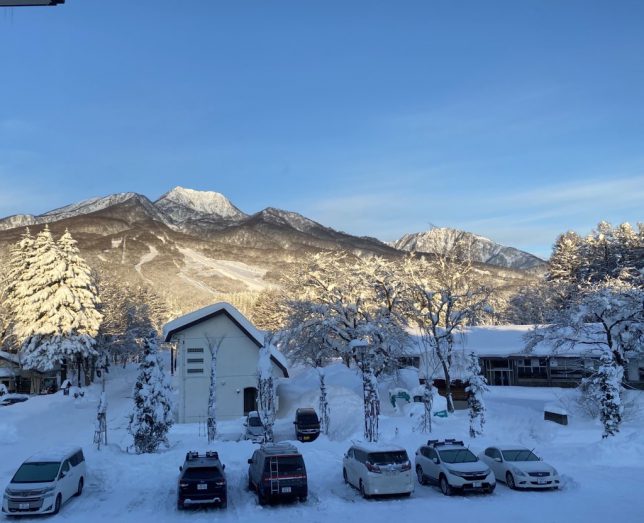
156;187;246;221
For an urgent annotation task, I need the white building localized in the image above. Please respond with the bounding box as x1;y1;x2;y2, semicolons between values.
162;302;289;423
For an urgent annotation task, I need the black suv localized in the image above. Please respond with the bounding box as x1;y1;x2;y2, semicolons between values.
294;408;320;442
177;451;227;510
247;444;308;505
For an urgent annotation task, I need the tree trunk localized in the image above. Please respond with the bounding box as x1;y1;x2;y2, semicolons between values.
421;381;433;433
363;370;380;442
318;370;330;436
441;360;454;413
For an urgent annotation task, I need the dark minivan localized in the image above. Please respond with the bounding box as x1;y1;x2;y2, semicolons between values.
247;444;308;505
294;408;320;442
177;451;227;510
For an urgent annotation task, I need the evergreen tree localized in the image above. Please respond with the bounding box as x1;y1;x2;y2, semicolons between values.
585;352;624;438
547;231;583;284
465;352;488;438
128;336;174;453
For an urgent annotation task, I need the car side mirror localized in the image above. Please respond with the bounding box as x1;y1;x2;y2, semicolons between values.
179;466;183;472
433;458;439;465
223;464;226;470
494;457;502;462
59;471;66;479
247;459;253;465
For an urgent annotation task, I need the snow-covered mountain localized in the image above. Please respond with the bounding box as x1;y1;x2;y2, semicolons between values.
394;227;545;270
155;186;247;224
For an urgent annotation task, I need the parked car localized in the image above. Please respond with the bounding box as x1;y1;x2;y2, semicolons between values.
294;407;320;442
243;411;264;443
415;439;495;495
478;445;560;490
247;443;307;505
0;395;29;407
342;443;414;498
2;447;86;516
177;451;227;510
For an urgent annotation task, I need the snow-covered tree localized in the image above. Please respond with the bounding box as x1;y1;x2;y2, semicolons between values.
276;252;407;442
547;231;583;285
527;279;643;437
204;334;225;443
465;352;488;438
128;336;174;453
257;341;276;443
582;351;624;438
402;243;493;413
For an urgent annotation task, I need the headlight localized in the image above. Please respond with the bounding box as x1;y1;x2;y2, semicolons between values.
551;468;559;476
41;486;56;494
511;467;526;477
447;469;466;478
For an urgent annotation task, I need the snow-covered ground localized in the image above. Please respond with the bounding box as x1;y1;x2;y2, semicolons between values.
1;361;643;522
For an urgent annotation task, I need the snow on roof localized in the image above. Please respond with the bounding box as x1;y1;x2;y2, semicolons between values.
162;301;289;375
0;367;16;378
27;446;83;463
0;350;20;365
351;441;407;453
405;325;607;358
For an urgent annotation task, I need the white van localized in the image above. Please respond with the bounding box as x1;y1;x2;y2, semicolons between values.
342;443;414;498
2;447;86;515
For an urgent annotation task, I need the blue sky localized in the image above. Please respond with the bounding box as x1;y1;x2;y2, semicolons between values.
1;0;643;258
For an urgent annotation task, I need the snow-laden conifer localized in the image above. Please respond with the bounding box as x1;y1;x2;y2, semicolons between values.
465;352;488;438
128;336;174;453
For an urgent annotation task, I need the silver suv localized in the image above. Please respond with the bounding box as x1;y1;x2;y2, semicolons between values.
2;447;86;515
414;439;495;495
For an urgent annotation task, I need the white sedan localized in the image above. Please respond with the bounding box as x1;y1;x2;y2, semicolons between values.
478;446;560;490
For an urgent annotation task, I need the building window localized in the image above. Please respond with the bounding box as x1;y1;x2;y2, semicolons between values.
187;368;203;374
550;358;586;379
187;348;203;353
398;357;420;369
516;358;547;379
187;358;204;364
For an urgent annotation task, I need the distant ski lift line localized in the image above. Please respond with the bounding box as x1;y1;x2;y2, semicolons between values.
0;1;64;6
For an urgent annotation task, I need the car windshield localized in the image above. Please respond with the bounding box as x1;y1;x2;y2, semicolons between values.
248;417;262;427
438;449;477;463
12;462;60;483
183;467;222;480
369;451;409;465
297;414;319;424
266;456;305;474
502;450;539;462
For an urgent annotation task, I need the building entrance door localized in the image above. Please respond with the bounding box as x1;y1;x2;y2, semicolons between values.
491;370;511;386
243;387;257;415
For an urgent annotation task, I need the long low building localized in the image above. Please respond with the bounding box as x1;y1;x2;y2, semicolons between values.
402;325;644;389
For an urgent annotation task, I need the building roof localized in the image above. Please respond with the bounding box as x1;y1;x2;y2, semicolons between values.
162;301;288;377
0;350;20;365
406;324;608;358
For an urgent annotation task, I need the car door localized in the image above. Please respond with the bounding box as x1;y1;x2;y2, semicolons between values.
424;448;439;482
59;460;73;501
487;448;504;478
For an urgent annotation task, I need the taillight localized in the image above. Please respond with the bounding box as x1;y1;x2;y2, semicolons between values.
366;462;381;473
401;461;411;471
179;483;189;489
215;481;225;487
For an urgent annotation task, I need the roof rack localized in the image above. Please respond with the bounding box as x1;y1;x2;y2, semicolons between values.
185;450;219;461
427;439;464;447
260;443;299;455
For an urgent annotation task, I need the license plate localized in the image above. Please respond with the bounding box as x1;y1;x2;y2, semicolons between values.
197;484;208;490
303;436;310;441
281;487;292;493
538;479;547;485
473;482;482;488
19;503;30;510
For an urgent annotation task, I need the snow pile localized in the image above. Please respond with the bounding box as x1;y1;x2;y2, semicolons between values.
0;423;18;444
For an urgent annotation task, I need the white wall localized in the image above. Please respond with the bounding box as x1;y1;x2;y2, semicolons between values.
173;313;284;423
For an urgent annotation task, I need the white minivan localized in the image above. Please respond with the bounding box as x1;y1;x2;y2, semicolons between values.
2;447;86;516
342;443;414;498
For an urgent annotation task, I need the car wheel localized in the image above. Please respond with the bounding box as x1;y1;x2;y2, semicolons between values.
439;475;452;496
258;486;268;506
75;477;84;497
52;494;62;515
220;499;227;509
416;466;426;485
299;495;308;503
484;484;495;494
343;468;348;484
359;480;370;499
177;499;184;511
506;472;516;490
248;476;254;491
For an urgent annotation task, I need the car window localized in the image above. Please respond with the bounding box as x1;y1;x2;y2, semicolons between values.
368;451;408;465
60;460;71;475
264;456;305;474
12;462;61;483
427;448;437;460
248;417;262;427
183;467;222;480
347;448;354;459
485;448;494;458
438;449;478;463
502;450;539;462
